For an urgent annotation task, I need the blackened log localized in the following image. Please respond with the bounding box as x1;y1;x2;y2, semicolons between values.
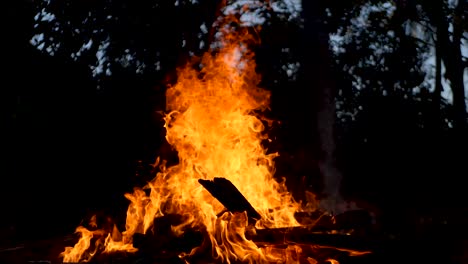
198;177;261;223
133;214;204;253
295;209;374;234
269;209;374;249
249;227;379;252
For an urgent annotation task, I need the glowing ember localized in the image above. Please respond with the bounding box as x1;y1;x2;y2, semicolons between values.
61;19;306;263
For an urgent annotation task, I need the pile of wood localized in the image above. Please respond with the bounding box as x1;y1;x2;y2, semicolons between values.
0;178;404;264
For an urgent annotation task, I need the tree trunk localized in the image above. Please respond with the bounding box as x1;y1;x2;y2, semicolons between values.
434;6;444;110
301;1;344;211
439;0;466;129
449;0;466;129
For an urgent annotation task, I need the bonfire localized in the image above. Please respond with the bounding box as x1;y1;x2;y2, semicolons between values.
60;15;370;264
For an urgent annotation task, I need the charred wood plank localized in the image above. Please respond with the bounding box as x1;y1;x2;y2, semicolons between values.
198;177;261;223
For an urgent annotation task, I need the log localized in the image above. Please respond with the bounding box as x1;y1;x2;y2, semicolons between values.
249;227;379;252
295;209;374;234
133;214;204;253
198;177;261;223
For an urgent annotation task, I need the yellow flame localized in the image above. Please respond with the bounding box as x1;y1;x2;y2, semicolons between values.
61;20;303;263
61;226;102;263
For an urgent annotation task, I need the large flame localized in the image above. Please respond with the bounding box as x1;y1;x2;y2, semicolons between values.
61;22;303;263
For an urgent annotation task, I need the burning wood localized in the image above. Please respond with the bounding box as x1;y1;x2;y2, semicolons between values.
197;177;374;253
250;228;375;252
198;177;261;223
195;177;373;236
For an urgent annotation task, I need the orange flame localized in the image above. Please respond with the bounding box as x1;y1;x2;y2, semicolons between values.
61;19;305;263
